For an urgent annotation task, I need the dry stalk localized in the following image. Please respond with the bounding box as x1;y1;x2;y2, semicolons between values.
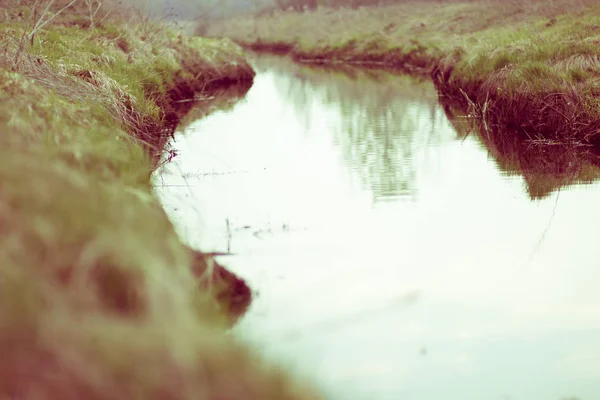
13;0;80;68
83;0;102;28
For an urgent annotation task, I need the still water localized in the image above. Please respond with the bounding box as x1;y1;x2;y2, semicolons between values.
154;56;600;400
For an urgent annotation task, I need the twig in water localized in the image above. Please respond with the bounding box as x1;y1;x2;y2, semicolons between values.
226;218;232;253
524;188;561;265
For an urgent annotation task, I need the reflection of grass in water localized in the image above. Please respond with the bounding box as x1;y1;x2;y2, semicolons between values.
257;52;600;200
175;83;254;131
442;104;600;200
260;56;447;200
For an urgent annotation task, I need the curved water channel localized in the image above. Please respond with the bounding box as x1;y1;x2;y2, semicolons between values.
154;56;600;400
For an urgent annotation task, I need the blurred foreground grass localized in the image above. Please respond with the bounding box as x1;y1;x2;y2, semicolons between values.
0;5;322;399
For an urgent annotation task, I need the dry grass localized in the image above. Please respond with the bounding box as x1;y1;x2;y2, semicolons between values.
0;6;324;399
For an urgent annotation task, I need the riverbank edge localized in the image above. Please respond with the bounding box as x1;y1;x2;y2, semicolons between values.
108;38;257;324
113;45;257;322
224;7;600;152
144;56;256;324
241;40;433;76
2;19;256;323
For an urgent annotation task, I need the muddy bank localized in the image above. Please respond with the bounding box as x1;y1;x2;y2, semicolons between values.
160;71;255;323
153;49;255;323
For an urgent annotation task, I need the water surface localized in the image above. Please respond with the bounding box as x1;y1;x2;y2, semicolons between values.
154;56;600;400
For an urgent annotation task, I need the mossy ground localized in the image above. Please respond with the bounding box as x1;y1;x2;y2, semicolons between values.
0;6;322;399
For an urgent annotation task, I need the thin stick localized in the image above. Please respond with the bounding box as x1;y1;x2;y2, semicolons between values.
31;1;38;46
28;0;79;40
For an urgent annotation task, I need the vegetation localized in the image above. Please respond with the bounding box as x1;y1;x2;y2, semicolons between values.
208;1;583;70
0;2;323;398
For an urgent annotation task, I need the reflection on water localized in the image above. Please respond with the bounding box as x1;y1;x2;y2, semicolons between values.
154;55;600;400
259;61;447;201
441;104;600;200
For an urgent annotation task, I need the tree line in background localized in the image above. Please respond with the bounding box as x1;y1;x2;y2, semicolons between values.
273;0;383;12
270;0;460;12
0;0;472;25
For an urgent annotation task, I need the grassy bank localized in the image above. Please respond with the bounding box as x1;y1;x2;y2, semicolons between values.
208;0;600;154
0;6;322;399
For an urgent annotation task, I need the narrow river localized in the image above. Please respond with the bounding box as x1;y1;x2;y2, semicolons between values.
153;56;600;400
